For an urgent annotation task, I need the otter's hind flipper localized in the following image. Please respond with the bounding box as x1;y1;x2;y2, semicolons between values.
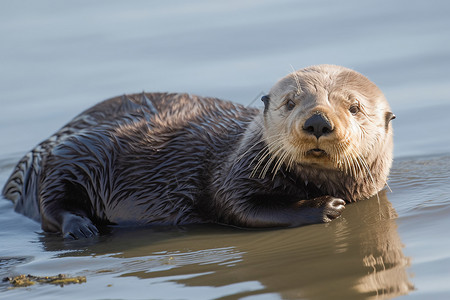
61;213;99;239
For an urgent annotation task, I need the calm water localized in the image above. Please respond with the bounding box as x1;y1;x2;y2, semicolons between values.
1;1;450;299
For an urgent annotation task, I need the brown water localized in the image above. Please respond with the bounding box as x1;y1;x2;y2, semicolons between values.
1;1;450;299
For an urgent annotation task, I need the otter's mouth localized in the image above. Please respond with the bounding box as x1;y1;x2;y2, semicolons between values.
306;148;327;158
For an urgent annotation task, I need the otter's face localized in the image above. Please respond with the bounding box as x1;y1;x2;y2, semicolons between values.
261;65;394;182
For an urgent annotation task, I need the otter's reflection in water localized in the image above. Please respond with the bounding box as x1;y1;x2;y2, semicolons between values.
353;193;414;299
39;190;413;299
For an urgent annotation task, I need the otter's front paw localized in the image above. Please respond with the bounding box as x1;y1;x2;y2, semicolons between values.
61;214;99;239
315;196;346;222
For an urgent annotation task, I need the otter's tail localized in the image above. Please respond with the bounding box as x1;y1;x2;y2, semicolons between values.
2;150;42;222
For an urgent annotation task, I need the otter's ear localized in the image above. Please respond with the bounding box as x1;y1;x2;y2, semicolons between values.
386;111;396;121
385;111;396;131
261;95;270;113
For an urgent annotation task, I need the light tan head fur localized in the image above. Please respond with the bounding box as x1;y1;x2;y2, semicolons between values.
257;64;394;200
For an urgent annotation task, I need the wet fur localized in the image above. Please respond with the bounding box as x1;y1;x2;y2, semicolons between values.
2;65;394;238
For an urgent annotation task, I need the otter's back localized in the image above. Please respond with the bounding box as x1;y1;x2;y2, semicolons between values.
2;92;258;221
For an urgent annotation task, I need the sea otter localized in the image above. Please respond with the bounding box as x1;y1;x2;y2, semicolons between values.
2;65;395;239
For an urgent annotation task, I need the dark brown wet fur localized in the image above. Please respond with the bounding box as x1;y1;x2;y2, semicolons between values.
2;65;394;239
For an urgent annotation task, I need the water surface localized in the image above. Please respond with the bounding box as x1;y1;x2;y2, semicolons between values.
1;1;450;299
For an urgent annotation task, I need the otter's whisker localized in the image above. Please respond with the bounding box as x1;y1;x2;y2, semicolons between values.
385;181;393;193
286;145;296;172
250;133;287;178
236;140;265;164
249;133;288;177
333;144;345;172
357;155;380;203
252;142;283;178
351;148;364;179
261;139;290;179
290;65;302;95
251;147;271;178
337;143;352;176
261;145;285;179
271;147;291;180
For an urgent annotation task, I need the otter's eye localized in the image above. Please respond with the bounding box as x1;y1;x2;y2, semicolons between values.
349;103;360;115
286;100;296;111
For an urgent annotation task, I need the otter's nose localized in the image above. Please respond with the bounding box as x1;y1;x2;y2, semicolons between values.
303;113;333;139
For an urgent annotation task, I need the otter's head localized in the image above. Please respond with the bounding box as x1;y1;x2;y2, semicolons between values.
260;65;395;198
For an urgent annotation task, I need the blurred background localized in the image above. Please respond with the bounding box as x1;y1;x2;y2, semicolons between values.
1;0;449;158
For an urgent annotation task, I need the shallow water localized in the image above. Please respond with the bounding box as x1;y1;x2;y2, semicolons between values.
1;1;450;299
